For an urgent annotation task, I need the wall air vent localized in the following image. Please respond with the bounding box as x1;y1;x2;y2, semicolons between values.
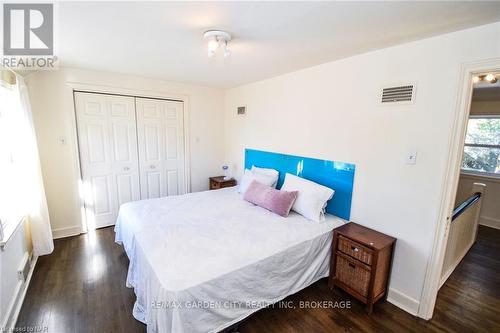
381;84;416;104
237;106;246;115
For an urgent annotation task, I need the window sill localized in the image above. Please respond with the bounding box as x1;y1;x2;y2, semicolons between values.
0;216;26;249
460;171;500;184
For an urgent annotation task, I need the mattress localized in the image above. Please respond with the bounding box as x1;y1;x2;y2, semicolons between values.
115;187;345;333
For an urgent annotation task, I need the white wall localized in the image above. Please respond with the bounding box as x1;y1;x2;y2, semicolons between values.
225;22;500;314
470;100;500;116
26;68;225;238
0;221;32;329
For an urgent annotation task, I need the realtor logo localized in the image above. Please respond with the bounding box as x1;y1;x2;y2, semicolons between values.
3;3;53;55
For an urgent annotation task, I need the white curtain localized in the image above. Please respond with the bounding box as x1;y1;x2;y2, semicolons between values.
15;76;54;256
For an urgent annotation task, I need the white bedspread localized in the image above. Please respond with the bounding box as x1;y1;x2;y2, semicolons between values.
115;187;345;333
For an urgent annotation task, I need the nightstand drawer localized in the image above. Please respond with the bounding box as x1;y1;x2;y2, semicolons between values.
209;176;236;190
336;252;371;297
338;235;373;265
210;180;221;189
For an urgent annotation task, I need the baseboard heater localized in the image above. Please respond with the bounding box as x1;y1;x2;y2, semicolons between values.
18;252;32;282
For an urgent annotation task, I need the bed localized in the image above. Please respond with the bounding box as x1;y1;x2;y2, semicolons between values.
115;149;356;333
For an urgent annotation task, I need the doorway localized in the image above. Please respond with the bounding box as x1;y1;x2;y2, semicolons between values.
440;74;500;286
420;62;500;320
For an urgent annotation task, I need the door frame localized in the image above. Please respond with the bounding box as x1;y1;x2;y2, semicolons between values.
418;58;500;319
67;81;191;233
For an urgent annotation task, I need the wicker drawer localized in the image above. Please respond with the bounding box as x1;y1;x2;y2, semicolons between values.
335;252;371;297
338;235;373;265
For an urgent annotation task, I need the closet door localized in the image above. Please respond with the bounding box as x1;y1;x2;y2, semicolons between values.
136;98;185;199
75;92;140;229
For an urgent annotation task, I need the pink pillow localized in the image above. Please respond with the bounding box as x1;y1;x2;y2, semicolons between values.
243;180;298;217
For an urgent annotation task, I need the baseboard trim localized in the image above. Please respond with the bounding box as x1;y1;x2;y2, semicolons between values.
387;287;420;316
2;255;38;330
52;226;82;239
479;216;500;230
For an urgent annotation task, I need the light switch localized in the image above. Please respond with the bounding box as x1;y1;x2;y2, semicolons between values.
59;136;67;146
406;151;417;165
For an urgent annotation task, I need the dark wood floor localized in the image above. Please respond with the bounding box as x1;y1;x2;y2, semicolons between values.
15;226;500;333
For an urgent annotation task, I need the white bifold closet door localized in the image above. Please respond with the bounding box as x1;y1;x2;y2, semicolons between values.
75;92;186;229
75;92;140;229
135;98;186;199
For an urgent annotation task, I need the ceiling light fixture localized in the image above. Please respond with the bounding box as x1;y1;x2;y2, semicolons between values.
485;73;497;83
204;30;231;58
473;74;498;84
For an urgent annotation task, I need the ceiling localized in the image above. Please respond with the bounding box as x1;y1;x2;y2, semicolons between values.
57;1;500;88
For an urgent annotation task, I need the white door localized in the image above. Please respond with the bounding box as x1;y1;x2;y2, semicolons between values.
136;98;186;199
75;92;140;229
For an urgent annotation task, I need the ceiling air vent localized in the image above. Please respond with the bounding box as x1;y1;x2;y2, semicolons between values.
381;84;416;104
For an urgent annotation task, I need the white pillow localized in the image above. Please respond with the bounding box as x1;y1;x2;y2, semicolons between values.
238;169;277;194
251;166;279;188
280;173;334;222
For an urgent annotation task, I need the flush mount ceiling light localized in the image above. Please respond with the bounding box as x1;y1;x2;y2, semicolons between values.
204;30;231;58
473;73;498;84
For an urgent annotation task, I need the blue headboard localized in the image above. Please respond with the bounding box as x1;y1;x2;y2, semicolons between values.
244;149;355;220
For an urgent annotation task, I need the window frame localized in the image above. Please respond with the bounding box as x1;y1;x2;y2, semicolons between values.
461;115;500;178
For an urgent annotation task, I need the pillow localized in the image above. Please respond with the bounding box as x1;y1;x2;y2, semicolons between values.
251;166;279;188
243;180;298;217
238;169;277;194
280;173;334;222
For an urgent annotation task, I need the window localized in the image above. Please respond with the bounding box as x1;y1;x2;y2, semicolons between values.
0;82;25;234
461;116;500;176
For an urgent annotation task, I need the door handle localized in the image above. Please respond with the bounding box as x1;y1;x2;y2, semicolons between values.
149;165;156;169
123;167;130;171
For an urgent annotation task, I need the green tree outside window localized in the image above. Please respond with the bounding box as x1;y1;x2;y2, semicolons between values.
462;118;500;174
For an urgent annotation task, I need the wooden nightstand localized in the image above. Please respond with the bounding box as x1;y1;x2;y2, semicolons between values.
209;176;236;190
328;222;396;313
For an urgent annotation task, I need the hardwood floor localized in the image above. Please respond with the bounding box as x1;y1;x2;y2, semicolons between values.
15;226;500;333
16;228;145;333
